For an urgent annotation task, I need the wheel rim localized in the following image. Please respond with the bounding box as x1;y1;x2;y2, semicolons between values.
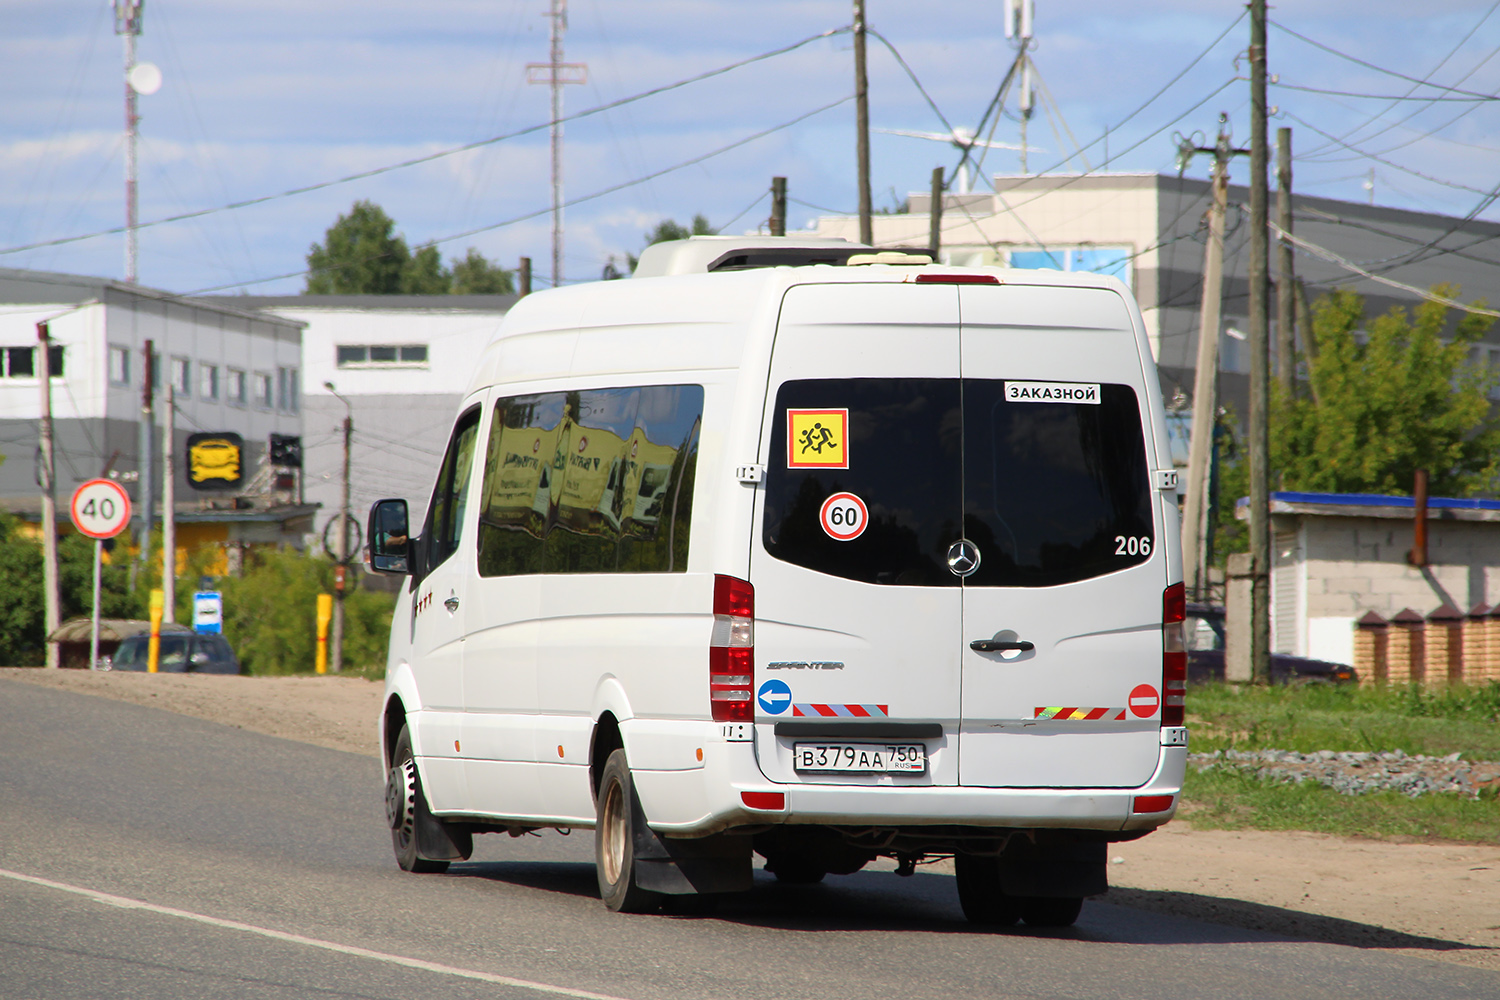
387;758;417;847
600;779;627;887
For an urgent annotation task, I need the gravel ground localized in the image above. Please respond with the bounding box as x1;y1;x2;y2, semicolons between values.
1190;749;1500;797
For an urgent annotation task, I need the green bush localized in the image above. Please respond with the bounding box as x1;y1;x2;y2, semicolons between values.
220;547;394;675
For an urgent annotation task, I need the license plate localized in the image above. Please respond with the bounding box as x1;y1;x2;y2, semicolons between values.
793;742;926;773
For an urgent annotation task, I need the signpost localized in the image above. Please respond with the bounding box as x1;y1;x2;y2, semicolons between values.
69;479;132;670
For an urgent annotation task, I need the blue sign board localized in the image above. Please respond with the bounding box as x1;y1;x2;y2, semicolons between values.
193;591;223;634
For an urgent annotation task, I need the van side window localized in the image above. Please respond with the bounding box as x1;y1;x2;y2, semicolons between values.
477;384;702;577
422;407;482;575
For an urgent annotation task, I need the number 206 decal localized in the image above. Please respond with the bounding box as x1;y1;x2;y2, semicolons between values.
1115;535;1152;557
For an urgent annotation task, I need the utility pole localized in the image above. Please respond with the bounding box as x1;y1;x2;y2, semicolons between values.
1247;0;1272;684
853;0;872;245
518;257;532;297
114;0;149;284
1006;0;1035;174
1177;116;1245;602
138;339;155;585
1276;127;1296;395
929;167;945;259
527;0;586;289
161;383;175;623
38;323;60;669
770;177;787;236
325;382;353;674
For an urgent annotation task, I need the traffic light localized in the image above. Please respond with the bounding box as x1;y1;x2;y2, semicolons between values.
270;433;302;468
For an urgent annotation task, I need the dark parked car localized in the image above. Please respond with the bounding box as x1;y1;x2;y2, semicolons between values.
1186;603;1356;684
109;632;241;674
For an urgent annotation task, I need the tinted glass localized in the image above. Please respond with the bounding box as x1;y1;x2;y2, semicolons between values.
422;408;481;574
336;345;366;366
963;381;1152;587
113;637;146;667
763;379;961;586
477;384;702;577
369;345;398;363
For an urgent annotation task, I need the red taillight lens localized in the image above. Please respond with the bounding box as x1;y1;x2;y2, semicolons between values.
714;574;754;618
1133;794;1175;814
711;574;754;722
741;791;785;810
913;272;1000;284
1163;582;1186;727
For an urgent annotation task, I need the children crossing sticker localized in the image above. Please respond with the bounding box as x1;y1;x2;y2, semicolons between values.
787;408;849;469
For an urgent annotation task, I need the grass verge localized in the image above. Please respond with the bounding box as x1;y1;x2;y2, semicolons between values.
1181;680;1500;842
1182;766;1499;843
1186;680;1500;759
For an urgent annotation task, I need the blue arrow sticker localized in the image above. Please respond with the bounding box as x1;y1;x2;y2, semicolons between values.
757;678;792;715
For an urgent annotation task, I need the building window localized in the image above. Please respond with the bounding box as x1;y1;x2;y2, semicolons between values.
171;357;191;397
227;368;247;406
201;364;219;401
254;372;274;409
110;345;131;385
335;344;429;368
2;345;64;378
4;347;34;378
276;367;300;413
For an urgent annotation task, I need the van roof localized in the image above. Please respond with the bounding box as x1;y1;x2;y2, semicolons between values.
465;260;1134;397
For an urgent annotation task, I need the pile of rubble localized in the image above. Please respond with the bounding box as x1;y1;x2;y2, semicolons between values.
1187;748;1500;798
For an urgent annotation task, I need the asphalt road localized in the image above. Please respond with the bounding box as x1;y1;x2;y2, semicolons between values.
1;677;1495;1000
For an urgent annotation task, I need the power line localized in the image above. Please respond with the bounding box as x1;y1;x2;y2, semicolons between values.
1274;82;1498;102
0;26;851;260
185;96;854;295
1268;18;1500;100
1281;111;1494;196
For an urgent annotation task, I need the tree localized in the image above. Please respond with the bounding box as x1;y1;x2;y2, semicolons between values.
1209;286;1499;564
627;214;714;272
1274;286;1499;497
450;247;515;294
402;244;450;295
306;202;517;296
305;200;410;294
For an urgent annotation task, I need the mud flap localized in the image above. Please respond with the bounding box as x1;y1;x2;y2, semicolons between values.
997;839;1106;899
416;812;473;862
629;782;751;895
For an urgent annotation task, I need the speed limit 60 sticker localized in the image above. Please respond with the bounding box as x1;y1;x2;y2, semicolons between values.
819;492;868;541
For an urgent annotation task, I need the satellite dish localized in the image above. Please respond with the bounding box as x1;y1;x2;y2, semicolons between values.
127;62;162;95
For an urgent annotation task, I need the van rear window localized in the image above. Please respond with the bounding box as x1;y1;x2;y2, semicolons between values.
477;384;703;577
763;379;1153;587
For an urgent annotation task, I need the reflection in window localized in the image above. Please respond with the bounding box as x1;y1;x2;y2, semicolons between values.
477;385;703;577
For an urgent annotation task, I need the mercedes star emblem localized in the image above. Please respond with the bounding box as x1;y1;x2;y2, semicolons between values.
946;539;981;577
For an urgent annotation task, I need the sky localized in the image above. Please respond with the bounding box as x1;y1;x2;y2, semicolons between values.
3;0;1500;295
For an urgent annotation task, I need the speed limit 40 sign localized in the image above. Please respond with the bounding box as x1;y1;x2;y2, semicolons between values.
70;479;132;539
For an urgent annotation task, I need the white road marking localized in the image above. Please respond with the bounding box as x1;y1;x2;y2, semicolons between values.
0;867;632;1000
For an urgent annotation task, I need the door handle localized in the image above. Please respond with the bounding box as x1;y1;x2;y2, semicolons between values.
443;596;460;613
970;639;1033;653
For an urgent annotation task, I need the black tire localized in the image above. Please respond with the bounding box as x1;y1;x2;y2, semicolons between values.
1020;895;1083;928
594;749;661;913
766;858;827;884
386;726;449;874
954;853;1021;926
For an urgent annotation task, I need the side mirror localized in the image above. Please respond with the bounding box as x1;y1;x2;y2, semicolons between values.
367;498;411;575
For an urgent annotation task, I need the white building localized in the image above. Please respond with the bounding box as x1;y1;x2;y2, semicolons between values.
195;295;517;544
0;269;307;555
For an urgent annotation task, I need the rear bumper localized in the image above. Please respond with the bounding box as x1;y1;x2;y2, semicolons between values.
635;731;1187;837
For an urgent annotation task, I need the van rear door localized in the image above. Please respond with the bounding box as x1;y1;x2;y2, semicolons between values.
956;283;1166;788
751;282;963;787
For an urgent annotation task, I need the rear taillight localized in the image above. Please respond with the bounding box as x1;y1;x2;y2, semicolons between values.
1162;582;1186;727
913;272;1000;284
710;574;754;721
